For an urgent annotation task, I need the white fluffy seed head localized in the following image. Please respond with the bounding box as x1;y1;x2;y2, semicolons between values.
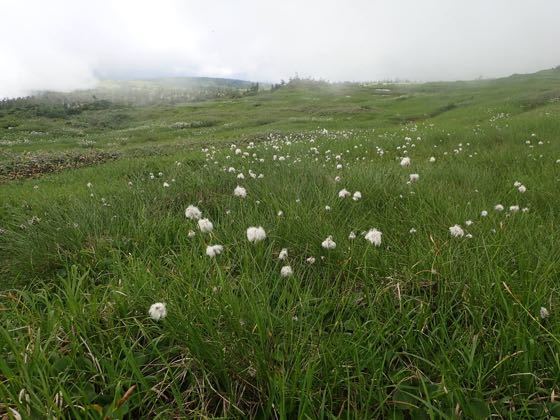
494;204;504;212
247;226;267;243
449;224;464;237
185;205;202;220
321;235;336;249
206;244;223;257
280;265;293;277
540;307;550;319
400;157;411;167
278;248;288;260
409;173;420;182
338;188;351;198
234;185;247;198
198;218;213;233
149;302;167;321
352;191;362;201
364;228;382;246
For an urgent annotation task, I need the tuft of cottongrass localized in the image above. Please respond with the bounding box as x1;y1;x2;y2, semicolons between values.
198;218;214;233
185;205;202;220
400;157;411;167
540;307;550;319
338;189;351;198
352;191;362;201
280;265;293;277
247;226;266;243
278;248;288;260
149;303;167;321
409;173;420;183
206;244;223;257
449;225;464;237
321;236;336;249
234;186;247;198
364;229;382;246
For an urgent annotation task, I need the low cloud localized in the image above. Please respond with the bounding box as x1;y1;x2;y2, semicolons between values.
1;0;559;98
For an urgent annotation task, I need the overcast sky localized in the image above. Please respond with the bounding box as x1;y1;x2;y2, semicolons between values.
1;0;559;98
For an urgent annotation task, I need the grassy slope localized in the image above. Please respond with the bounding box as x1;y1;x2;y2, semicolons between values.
1;70;560;418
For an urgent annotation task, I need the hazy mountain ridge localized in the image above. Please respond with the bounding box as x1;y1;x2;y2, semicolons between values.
20;76;262;106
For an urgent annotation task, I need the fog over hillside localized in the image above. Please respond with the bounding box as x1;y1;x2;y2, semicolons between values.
1;0;560;98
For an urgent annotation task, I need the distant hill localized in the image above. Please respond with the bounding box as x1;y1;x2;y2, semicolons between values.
134;76;255;88
96;76;255;91
28;77;261;106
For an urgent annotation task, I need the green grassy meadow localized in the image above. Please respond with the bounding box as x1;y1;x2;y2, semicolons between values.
1;70;560;418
